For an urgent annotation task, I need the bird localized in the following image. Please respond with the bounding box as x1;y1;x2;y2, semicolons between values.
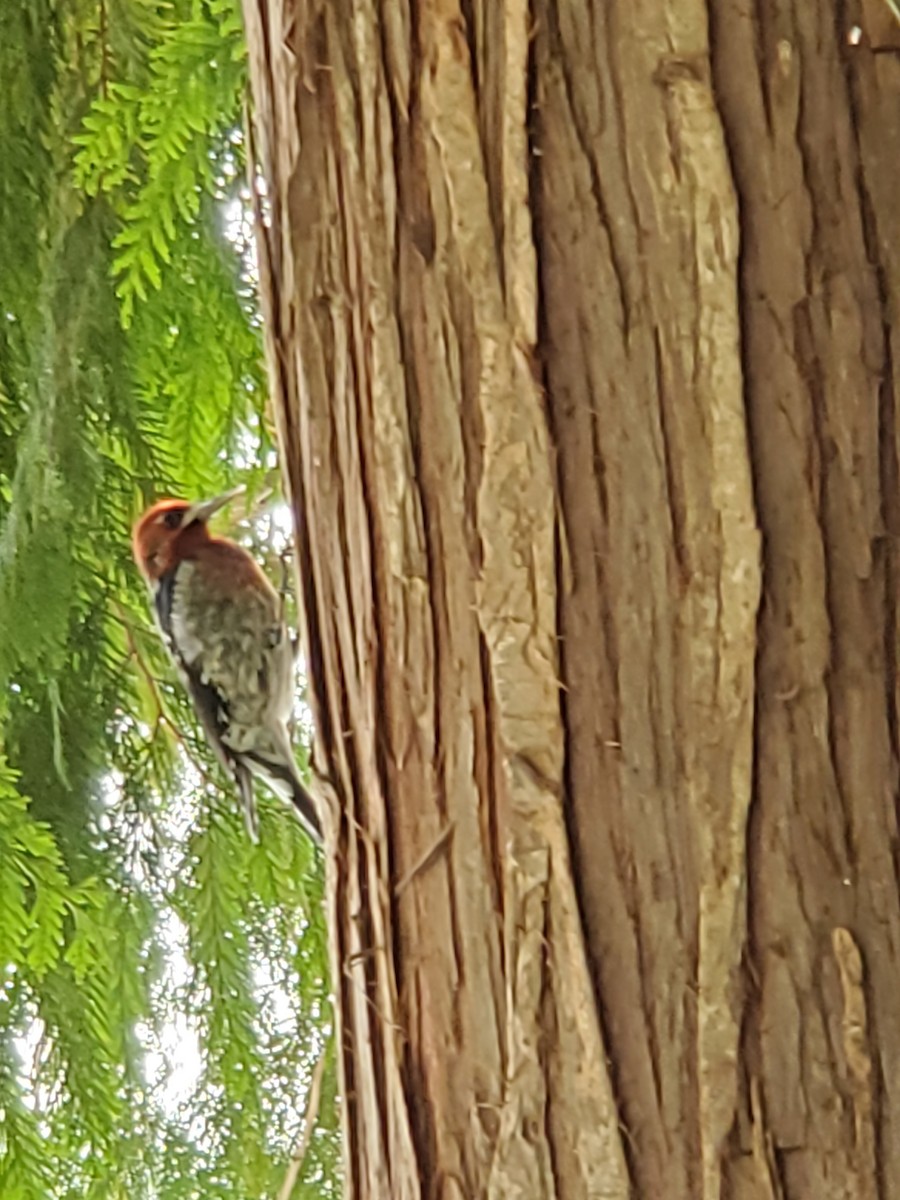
131;487;322;845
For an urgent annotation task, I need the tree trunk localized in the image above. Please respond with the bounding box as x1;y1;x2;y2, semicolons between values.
241;0;900;1196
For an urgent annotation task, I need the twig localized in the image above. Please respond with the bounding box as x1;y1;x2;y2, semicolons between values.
98;0;109;98
115;603;165;722
394;821;456;896
276;544;294;626
275;1051;327;1200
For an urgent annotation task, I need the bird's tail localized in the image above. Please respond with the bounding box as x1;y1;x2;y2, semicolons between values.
240;725;323;844
235;761;261;844
286;775;323;844
253;760;322;843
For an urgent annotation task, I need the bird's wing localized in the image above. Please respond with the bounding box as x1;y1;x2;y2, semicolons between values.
156;558;321;844
155;566;240;779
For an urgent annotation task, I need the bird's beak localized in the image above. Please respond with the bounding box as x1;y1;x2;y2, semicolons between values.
183;485;245;527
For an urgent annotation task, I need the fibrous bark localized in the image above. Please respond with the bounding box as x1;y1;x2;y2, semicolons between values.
242;0;900;1196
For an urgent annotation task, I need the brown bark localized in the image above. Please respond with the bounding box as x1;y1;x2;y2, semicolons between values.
242;0;900;1196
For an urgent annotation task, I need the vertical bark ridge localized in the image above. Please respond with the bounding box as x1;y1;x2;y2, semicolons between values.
710;1;900;1195
244;1;626;1195
535;3;760;1196
244;0;900;1195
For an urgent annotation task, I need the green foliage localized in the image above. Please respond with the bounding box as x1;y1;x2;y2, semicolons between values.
0;1;338;1196
73;0;248;326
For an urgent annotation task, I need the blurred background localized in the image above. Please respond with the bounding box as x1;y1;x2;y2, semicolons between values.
0;3;339;1196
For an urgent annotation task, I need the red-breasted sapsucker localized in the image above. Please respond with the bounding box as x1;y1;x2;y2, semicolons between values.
131;488;321;844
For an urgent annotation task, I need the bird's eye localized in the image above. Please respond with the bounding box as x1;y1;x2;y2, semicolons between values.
162;510;183;530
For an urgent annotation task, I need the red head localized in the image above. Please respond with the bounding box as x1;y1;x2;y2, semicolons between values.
131;488;244;583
